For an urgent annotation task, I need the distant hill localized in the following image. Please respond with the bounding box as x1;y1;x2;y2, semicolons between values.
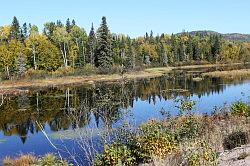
177;31;250;42
223;33;250;42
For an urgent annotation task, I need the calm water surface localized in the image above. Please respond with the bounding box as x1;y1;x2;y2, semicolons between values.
0;66;250;163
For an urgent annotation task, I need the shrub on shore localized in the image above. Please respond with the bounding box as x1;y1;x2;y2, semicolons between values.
230;101;250;117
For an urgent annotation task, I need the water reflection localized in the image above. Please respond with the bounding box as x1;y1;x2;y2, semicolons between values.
0;71;248;144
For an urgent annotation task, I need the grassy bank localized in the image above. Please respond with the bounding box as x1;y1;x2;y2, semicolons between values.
202;69;250;79
0;62;247;94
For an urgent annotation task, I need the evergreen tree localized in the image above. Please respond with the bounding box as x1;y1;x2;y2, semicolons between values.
72;19;76;26
186;36;193;61
66;18;71;33
124;43;135;69
211;35;221;61
158;43;168;66
96;17;113;69
86;23;96;65
145;32;149;42
170;34;178;62
56;20;63;27
178;41;185;61
192;40;200;60
9;16;21;40
149;30;154;43
21;23;28;41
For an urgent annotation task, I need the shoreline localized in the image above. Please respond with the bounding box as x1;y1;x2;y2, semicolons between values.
0;62;248;94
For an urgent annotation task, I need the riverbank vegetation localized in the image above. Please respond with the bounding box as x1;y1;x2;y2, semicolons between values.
1;16;250;82
93;100;250;166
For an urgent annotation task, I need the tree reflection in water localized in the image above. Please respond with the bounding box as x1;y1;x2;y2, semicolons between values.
0;72;246;143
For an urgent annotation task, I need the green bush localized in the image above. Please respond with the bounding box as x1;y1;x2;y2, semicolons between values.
37;154;70;166
95;120;178;165
95;142;135;166
230;101;250;117
135;120;177;161
175;115;201;141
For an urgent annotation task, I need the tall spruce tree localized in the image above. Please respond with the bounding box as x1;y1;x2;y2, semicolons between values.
124;42;135;69
86;23;96;65
149;30;154;44
96;17;112;69
72;19;76;26
211;35;221;61
21;23;28;42
9;16;21;40
158;42;168;66
66;18;71;33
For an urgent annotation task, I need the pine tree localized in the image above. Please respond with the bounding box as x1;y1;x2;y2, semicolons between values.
192;40;200;60
179;41;185;61
86;23;96;65
66;18;71;33
72;19;76;26
170;34;178;62
9;16;21;40
149;30;154;44
211;35;221;61
56;20;63;27
145;32;149;42
96;17;113;69
124;43;135;69
158;43;168;66
21;23;28;42
186;36;193;61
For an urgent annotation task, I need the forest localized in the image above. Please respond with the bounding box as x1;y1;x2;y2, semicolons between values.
0;16;250;80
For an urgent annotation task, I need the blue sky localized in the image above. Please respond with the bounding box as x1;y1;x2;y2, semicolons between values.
1;0;249;37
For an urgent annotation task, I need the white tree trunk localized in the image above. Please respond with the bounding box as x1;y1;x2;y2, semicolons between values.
32;44;37;70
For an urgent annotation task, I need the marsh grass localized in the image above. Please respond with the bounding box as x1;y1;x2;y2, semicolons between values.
3;154;69;166
202;69;250;79
3;154;37;166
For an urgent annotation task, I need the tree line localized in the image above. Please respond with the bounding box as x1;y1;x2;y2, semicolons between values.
0;16;250;79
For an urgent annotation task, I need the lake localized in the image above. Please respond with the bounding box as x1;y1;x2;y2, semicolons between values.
1;65;250;164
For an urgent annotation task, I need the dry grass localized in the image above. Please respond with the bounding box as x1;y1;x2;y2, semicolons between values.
0;67;174;93
0;62;247;94
202;69;250;79
3;154;37;166
175;62;246;69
